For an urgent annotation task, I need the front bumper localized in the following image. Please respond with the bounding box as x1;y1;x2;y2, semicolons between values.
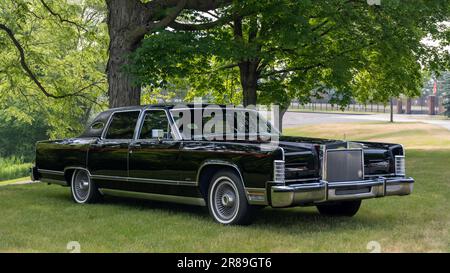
270;177;414;208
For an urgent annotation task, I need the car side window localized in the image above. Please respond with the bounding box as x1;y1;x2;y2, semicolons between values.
139;110;172;140
104;111;140;139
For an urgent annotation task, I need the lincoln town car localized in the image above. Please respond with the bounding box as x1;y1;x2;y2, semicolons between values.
31;104;414;225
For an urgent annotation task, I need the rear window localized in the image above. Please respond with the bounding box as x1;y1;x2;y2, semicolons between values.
104;111;140;139
80;111;111;138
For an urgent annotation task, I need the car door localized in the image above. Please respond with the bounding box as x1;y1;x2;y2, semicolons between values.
88;110;141;188
128;109;192;195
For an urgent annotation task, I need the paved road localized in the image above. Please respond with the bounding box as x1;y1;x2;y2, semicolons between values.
283;111;450;131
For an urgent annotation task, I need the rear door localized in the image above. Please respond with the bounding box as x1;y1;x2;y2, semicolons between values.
88;110;140;187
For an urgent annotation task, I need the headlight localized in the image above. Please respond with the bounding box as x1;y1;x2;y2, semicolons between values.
273;160;285;183
395;155;406;176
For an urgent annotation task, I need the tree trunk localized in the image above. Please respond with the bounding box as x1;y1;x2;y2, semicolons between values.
239;61;258;107
106;0;143;108
277;104;288;133
106;0;232;108
390;98;394;122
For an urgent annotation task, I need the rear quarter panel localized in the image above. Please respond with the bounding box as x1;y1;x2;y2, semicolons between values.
36;138;96;171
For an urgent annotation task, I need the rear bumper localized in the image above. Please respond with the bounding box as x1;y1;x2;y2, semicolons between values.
30;166;40;181
270;177;414;208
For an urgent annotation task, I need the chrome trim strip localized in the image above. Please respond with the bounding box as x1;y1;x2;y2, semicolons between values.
196;161;251;202
99;188;206;206
327;180;383;188
245;187;268;205
39;169;64;175
91;174;126;181
196;161;244;186
41;178;67;186
365;173;396;177
284;177;321;183
279;146;285;161
63;166;90;174
127;176;197;186
91;174;197;186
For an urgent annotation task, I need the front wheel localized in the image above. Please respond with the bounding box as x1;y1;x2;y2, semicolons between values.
316;200;361;217
207;170;254;225
70;169;101;204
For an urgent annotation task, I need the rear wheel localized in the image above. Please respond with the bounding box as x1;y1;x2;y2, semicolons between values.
207;170;254;225
70;169;101;204
316;200;361;217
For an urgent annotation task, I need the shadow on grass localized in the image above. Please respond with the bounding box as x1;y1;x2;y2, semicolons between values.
44;189;392;234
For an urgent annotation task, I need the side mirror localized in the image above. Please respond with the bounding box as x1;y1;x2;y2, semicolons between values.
152;129;164;139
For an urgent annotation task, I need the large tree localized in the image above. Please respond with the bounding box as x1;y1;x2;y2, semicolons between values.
0;0;108;139
2;0;450;125
105;0;236;107
128;0;450;129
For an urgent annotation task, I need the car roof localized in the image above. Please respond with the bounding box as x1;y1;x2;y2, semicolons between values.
105;103;233;112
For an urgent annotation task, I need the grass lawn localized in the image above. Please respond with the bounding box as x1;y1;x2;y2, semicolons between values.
0;177;30;186
0;122;449;252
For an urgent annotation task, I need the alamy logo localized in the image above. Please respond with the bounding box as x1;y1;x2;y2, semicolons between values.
171;102;281;151
367;0;381;5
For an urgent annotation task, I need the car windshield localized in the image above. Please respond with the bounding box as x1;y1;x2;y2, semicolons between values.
170;107;280;141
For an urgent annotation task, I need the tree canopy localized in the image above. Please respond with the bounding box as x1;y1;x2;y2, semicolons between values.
129;0;450;124
1;0;450;154
0;0;108;158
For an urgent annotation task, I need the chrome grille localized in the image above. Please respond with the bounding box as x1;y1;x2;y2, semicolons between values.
324;149;364;182
395;155;405;176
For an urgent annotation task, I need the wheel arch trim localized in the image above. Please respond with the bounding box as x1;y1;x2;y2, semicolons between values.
196;160;266;204
63;166;92;184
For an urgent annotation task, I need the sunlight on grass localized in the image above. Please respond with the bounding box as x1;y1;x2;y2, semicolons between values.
284;122;450;150
0;177;30;186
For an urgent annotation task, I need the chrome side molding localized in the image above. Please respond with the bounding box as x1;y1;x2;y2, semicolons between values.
99;188;206;206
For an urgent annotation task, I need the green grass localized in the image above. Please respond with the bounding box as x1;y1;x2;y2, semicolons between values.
0;176;29;186
0;122;449;252
0;157;31;181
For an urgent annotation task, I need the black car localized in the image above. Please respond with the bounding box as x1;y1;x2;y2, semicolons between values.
31;104;414;225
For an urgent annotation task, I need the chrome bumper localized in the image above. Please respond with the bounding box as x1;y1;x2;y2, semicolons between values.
30;166;40;181
270;177;414;208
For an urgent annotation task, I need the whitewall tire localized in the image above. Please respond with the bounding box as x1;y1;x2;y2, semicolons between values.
207;170;254;225
70;169;101;204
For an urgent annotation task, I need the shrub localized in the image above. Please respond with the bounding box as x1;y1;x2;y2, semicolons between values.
0;157;31;181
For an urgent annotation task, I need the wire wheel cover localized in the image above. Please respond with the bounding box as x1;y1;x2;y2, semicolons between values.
213;179;239;221
73;171;90;201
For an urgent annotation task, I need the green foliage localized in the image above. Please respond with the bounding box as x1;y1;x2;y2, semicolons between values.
129;30;242;104
0;156;31;181
129;0;450;109
444;92;450;117
0;108;49;161
0;0;108;146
